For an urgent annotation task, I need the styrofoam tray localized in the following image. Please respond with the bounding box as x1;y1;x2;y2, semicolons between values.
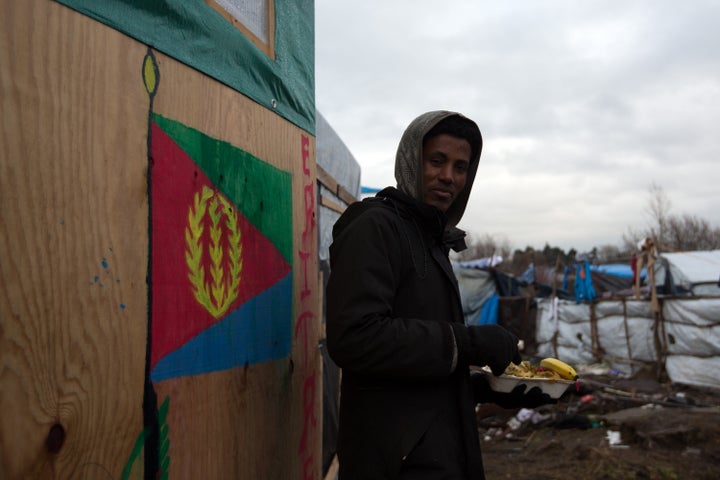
485;372;575;399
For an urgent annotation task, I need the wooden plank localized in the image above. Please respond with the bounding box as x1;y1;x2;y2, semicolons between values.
150;49;322;479
320;195;346;214
205;0;276;59
337;185;358;206
317;164;358;206
1;2;148;477
0;1;321;478
316;164;339;194
153;362;298;479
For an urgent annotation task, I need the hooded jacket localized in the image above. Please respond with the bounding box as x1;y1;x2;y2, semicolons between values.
326;111;485;479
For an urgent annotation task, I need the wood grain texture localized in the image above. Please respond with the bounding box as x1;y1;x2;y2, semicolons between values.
149;47;322;479
1;0;321;478
1;1;148;478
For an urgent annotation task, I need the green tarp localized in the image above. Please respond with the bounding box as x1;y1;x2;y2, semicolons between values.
55;0;315;134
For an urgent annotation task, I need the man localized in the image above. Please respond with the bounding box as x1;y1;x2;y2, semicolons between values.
326;111;549;479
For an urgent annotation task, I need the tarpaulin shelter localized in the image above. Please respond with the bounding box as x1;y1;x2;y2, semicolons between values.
654;250;720;296
315;110;361;475
534;250;720;389
454;262;544;354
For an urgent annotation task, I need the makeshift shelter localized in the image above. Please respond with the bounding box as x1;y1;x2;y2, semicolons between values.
315;111;361;476
654;250;720;296
1;1;321;478
456;251;720;389
454;262;542;354
534;250;720;389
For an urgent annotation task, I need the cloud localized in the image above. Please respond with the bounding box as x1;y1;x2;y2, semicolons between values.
316;0;720;252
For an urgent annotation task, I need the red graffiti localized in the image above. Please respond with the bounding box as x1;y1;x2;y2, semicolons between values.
302;181;316;245
301;135;310;174
297;371;317;454
299;250;311;301
294;311;313;370
302;455;315;480
301;136;315;245
295;134;317;478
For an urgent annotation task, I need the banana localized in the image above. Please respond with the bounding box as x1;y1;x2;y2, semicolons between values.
540;358;578;381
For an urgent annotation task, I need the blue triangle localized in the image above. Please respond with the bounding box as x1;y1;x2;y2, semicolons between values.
151;273;292;382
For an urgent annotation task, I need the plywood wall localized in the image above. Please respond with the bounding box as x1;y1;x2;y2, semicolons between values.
0;1;321;478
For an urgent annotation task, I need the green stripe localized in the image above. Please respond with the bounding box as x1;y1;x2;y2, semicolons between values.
121;428;147;480
152;114;293;264
157;395;170;426
160;450;170;472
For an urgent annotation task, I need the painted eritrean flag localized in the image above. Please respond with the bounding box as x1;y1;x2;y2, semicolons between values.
149;113;292;382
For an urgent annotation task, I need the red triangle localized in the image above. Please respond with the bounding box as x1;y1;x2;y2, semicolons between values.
150;123;291;368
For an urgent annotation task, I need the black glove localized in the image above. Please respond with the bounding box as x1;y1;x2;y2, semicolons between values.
471;372;557;409
451;323;522;375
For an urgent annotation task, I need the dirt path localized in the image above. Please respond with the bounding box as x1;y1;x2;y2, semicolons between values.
479;374;720;479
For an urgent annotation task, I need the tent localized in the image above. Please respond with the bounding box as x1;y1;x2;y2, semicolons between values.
455;251;720;388
454;262;547;353
534;250;720;389
654;250;720;296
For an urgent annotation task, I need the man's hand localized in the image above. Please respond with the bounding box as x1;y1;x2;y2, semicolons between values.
452;324;522;375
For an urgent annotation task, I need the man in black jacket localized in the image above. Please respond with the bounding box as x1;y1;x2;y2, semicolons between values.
327;111;546;479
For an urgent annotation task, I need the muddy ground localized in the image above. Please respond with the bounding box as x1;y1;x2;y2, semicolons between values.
478;369;720;479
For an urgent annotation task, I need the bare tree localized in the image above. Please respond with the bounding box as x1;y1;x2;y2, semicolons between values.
595;244;625;263
453;232;512;262
622;226;644;253
628;183;720;252
666;214;720;251
646;182;672;246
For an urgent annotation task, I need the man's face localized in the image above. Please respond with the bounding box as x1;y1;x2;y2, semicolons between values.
421;134;471;212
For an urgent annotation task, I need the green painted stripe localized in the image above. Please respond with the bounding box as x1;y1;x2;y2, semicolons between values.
157;395;170;426
121;428;147;480
160;452;170;472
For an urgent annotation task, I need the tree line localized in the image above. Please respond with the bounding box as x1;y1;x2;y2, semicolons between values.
455;183;720;278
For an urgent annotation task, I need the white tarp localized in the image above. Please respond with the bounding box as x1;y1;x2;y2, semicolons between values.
664;356;720;389
453;265;497;325
535;299;656;376
316;112;362;262
536;297;720;387
663;298;720;357
655;250;720;294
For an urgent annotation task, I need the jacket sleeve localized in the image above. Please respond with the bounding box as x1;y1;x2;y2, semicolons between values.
326;208;455;380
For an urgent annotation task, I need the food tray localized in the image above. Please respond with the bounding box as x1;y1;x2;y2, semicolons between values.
484;371;575;399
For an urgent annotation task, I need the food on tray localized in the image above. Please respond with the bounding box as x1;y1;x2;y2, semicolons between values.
504;361;561;380
504;358;578;381
485;358;577;398
539;357;579;381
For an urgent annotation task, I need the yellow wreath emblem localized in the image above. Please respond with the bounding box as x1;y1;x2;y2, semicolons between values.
185;186;243;318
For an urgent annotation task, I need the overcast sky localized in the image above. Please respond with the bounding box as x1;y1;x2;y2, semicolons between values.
314;0;720;253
